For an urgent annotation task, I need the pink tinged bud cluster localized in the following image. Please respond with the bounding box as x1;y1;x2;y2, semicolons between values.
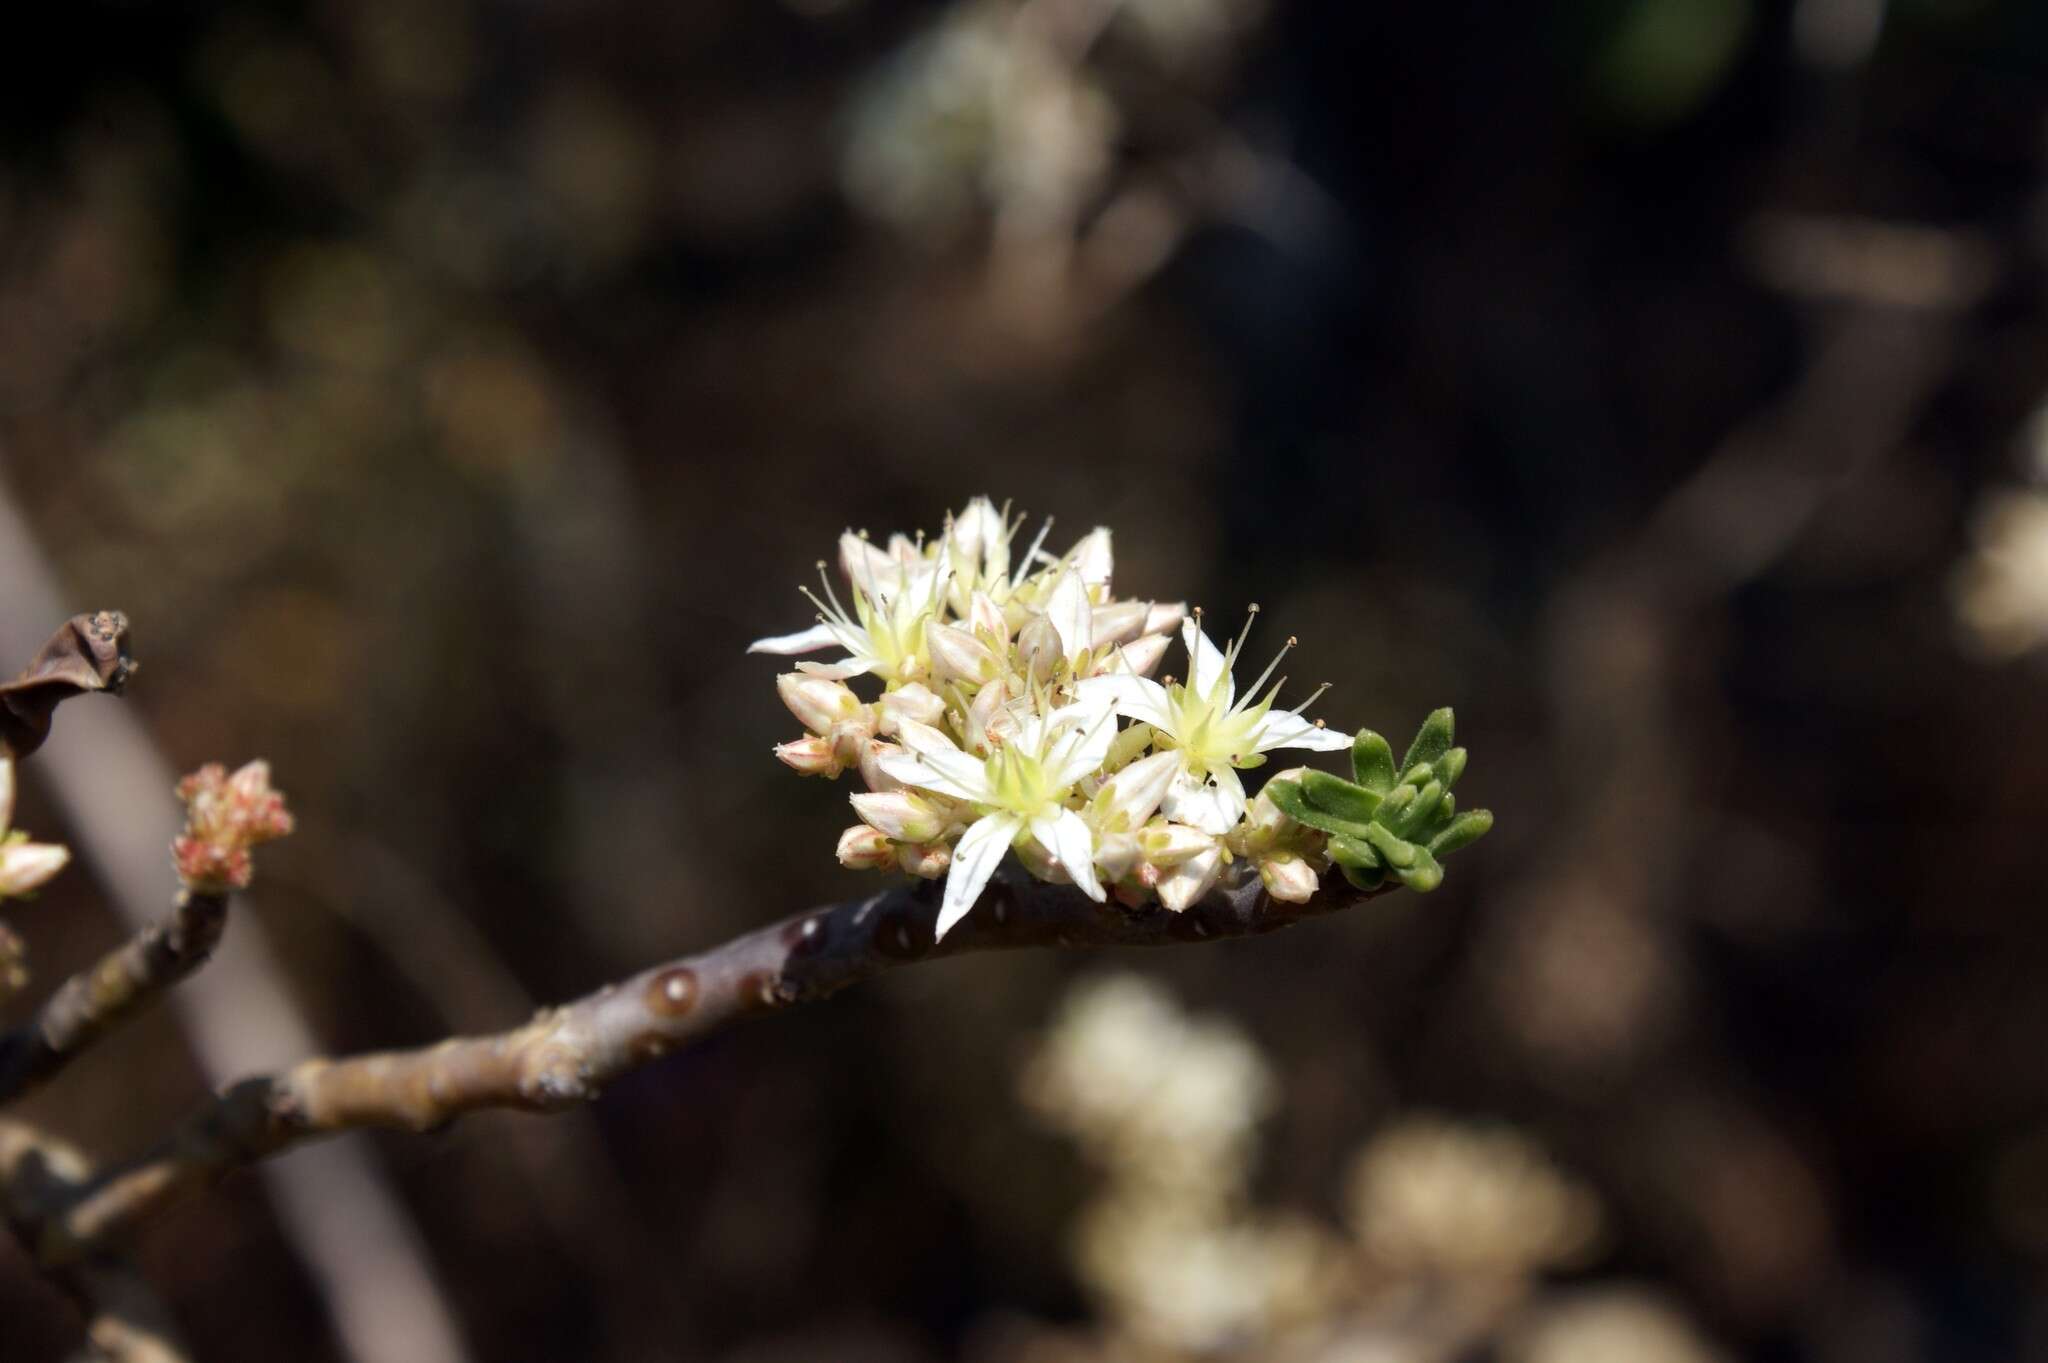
171;760;295;893
751;497;1360;937
0;758;70;899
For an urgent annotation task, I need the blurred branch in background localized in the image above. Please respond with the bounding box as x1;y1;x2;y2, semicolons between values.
0;475;473;1363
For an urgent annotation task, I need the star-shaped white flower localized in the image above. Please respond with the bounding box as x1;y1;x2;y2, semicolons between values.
877;698;1115;938
1077;611;1350;834
749;552;953;684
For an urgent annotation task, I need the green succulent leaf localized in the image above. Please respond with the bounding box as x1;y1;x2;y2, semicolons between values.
1264;714;1492;898
1302;769;1382;824
1326;832;1381;870
1267;779;1376;840
1392;845;1444;892
1401;707;1455;779
1341;863;1387;891
1350;730;1397;794
1427;808;1494;856
1361;822;1418;869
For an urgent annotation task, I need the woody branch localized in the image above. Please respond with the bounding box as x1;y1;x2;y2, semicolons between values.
29;865;1387;1270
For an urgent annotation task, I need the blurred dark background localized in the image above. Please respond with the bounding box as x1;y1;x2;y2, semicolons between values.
2;0;2047;1359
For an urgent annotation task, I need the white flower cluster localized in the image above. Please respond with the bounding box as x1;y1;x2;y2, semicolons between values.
751;498;1349;939
1021;973;1340;1352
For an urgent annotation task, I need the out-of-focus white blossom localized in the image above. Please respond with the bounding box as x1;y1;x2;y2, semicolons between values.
1505;1289;1729;1363
1345;1116;1602;1277
1953;489;2048;657
1021;973;1273;1189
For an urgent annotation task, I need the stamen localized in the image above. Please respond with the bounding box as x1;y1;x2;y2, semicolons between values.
1014;516;1057;588
1238;635;1296;710
1285;681;1333;715
1224;605;1260;673
816;562;851;621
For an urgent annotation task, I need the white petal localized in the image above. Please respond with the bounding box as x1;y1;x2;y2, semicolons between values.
938;814;1019;939
1251;711;1354;753
839;533;895;599
879;747;986;802
1098;750;1180;826
748;622;839;655
1180;619;1233;707
1047;707;1117;789
794;658;875;680
1070;527;1113;587
1044;570;1092;664
1162;768;1242;835
1034;808;1104;901
1073;674;1175;732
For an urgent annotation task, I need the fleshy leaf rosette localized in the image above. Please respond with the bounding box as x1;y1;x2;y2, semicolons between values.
1263;709;1493;893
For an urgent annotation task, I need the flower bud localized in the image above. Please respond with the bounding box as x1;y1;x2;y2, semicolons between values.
1091;600;1150;647
1258;851;1319;903
775;735;842;777
1110;632;1170;678
965;678;1017;755
1157;844;1223;912
1094;830;1142;881
969;591;1010;645
898;841;952;879
850;790;949;843
926;621;999;686
836;824;895;870
1145;601;1187;634
1139;820;1219;867
859;739;907;791
778;672;861;735
1017;615;1061;682
878;683;945;735
828;709;879;768
0;840;69;898
1071;527;1113;586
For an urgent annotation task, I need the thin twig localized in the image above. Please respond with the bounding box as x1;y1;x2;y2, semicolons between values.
0;892;229;1106
0;1122;192;1363
0;479;476;1363
35;865;1386;1268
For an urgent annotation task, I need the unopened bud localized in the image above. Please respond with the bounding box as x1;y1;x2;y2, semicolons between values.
1094;830;1142;881
969;591;1010;645
1091;600;1150;647
1156;844;1223;912
775;735;842;777
1017;615;1061;682
966;677;1017;755
850;790;948;843
778;672;861;735
859;739;907;791
1258;851;1319;903
1145;601;1187;634
1139;821;1219;867
1112;632;1170;678
926;621;998;686
898;841;951;879
878;683;945;735
836;824;895;870
827;708;879;768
